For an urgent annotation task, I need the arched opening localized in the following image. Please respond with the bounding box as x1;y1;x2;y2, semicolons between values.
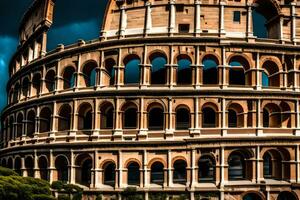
16;113;24;138
7;158;13;169
100;103;114;129
78;103;93;131
150;52;167;85
202;107;217;128
228;56;250;86
13;83;20;103
263;150;284;180
198;156;216;182
25;157;34;177
82;61;97;87
32;74;41;96
173;159;187;184
127;162;140;186
103;162;116;186
58;104;72;131
62;66;76;89
39;107;52;133
228;104;244;128
228;152;246;180
262;61;280;87
45;70;56;92
177;55;192;85
55;156;69;182
8;116;14;141
202;56;218;85
263;104;281;128
27;110;36;137
123;105;138;129
262;71;269;87
243;193;263;200
148;106;164;130
263;152;273;178
150;161;164;185
15;157;22;175
252;0;281;39
124;55;140;84
277;191;298;200
104;58;116;86
38;156;48;180
75;154;92;186
22;78;30;98
176;107;190;130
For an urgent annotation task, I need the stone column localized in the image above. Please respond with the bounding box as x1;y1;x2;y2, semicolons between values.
255;52;262;90
167;150;172;187
143;150;148;187
118;150;123;188
219;1;225;34
296;145;300;183
165;98;174;139
256;146;261;182
221;98;227;136
120;6;127;37
246;3;253;37
257;99;263;136
195;0;201;34
49;150;54;183
145;2;152;35
34;150;39;178
50;102;57;138
190;149;196;188
169;0;176;35
291;3;296;43
70;150;75;184
138;98;147;139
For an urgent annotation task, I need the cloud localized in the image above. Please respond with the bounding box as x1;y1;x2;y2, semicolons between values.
0;36;18;112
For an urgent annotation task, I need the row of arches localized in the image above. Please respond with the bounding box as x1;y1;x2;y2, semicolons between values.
3;100;294;141
9;52;293;104
1;148;291;187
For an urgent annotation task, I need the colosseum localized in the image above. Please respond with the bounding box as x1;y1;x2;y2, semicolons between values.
2;0;300;199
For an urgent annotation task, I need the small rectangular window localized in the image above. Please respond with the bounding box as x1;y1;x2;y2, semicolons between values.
176;4;184;12
179;24;190;33
233;11;241;23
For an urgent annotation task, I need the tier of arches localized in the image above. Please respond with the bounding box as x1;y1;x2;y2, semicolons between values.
0;148;294;187
8;51;298;105
2;99;296;143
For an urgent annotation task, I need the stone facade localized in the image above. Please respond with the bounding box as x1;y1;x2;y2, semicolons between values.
1;0;300;199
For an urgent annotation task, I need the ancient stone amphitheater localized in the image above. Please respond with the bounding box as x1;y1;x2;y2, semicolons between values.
1;0;300;199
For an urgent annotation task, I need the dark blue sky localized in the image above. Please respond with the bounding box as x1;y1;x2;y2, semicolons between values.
0;0;107;112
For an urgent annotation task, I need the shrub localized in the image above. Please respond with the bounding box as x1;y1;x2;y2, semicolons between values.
33;194;56;200
149;192;167;200
96;194;102;200
121;187;143;200
51;181;64;191
57;195;70;200
0;167;19;176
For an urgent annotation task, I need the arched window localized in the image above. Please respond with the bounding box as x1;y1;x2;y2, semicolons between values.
38;156;48;180
263;104;281;128
22;78;30;98
15;157;22;175
198;156;216;182
16;113;23;138
243;193;263;200
262;71;269;87
27;111;36;137
150;53;167;85
123;107;137;129
58;104;72;131
263;108;269;128
13;83;20;103
202;57;218;85
104;58;116;86
127;162;140;186
252;0;280;39
263;152;272;178
228;109;237;127
277;191;298;200
176;107;190;130
202;107;217;128
100;103;114;129
173;160;187;184
81;158;92;186
148;106;164;130
55;156;69;182
45;70;55;92
103;162;116;186
25;157;34;177
124;55;140;84
32;74;41;96
150;161;164;185
228;152;245;180
39;107;52;133
82;61;97;87
229;61;246;86
177;55;192;85
8;116;14;141
78;103;93;131
262;61;280;87
63;67;76;89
